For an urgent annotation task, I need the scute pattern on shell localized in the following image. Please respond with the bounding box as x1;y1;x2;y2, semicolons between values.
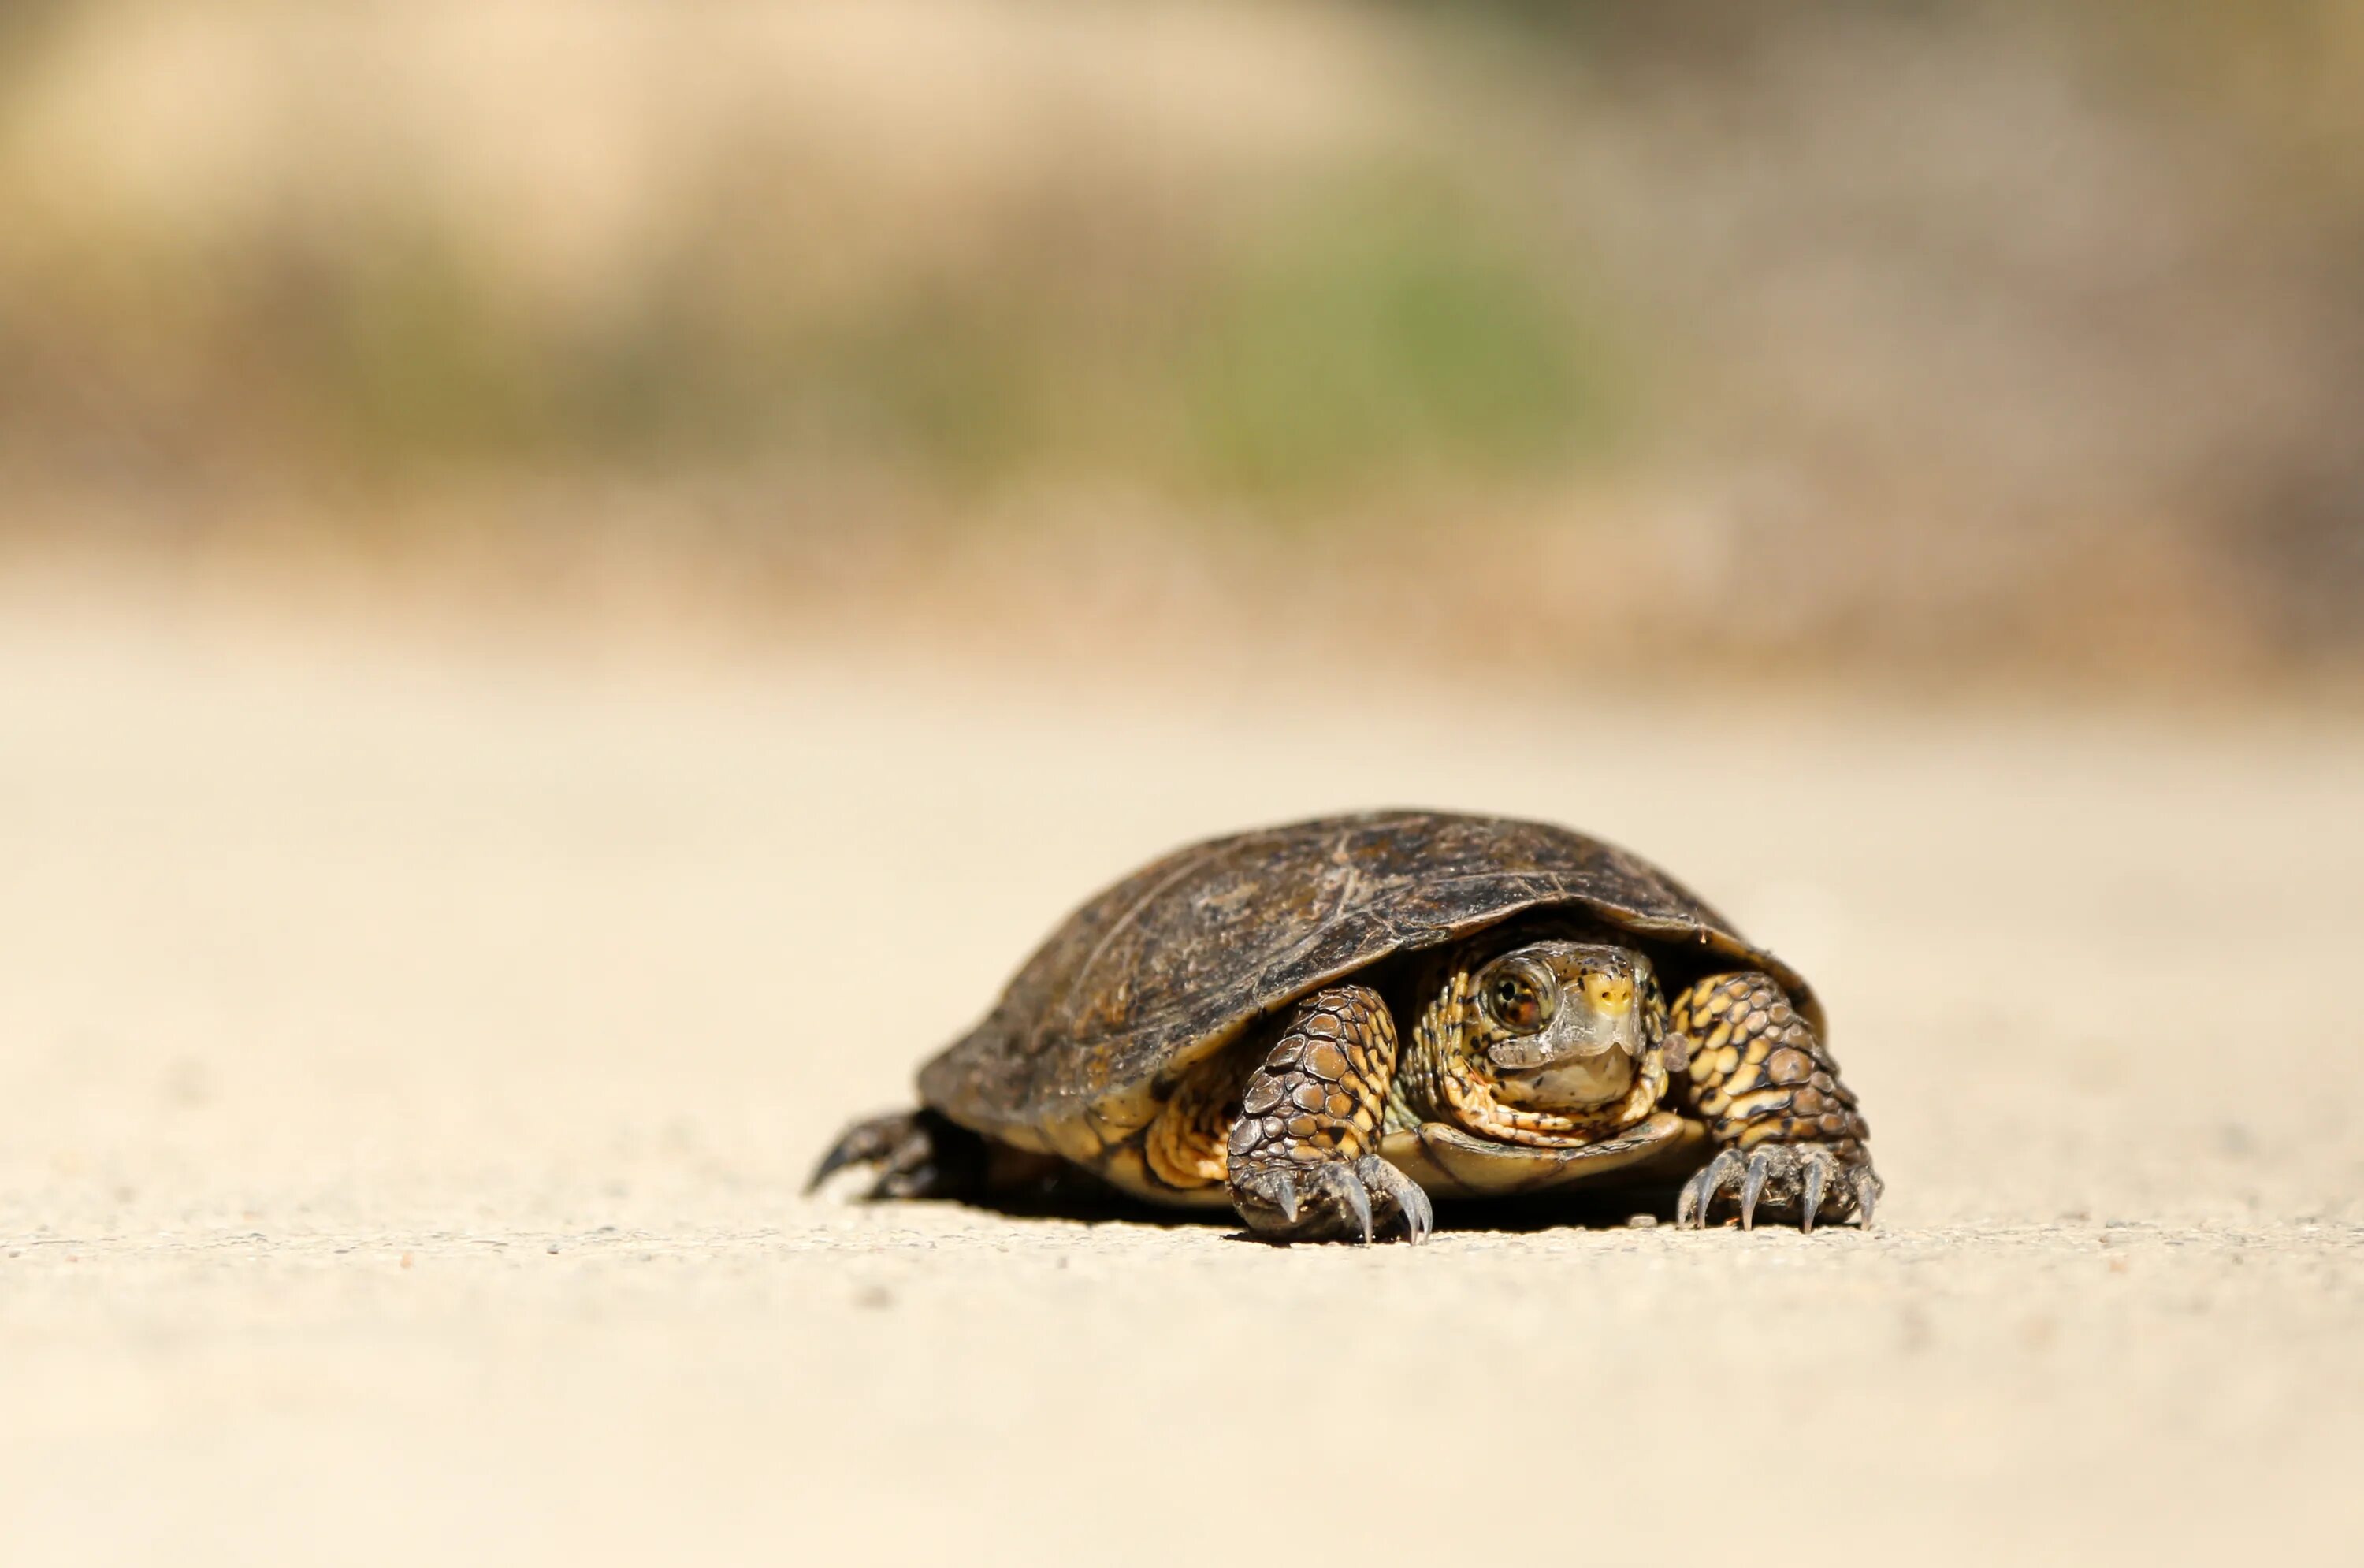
916;811;1820;1145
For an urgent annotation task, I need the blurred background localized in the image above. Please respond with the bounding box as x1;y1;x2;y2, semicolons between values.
5;0;2361;693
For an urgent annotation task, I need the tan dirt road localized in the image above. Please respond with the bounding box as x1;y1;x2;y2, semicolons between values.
3;600;2359;1565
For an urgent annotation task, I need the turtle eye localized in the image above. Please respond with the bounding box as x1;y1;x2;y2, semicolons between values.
1478;958;1556;1033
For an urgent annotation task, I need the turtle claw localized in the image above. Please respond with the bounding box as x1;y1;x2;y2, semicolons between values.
807;1111;919;1194
807;1109;981;1201
1232;1167;1299;1230
1234;1155;1432;1245
1677;1147;1747;1228
1680;1143;1877;1232
1800;1150;1828;1234
1853;1164;1883;1228
1356;1154;1433;1245
1381;1157;1437;1244
1325;1164;1375;1245
1269;1174;1300;1227
1738;1150;1773;1230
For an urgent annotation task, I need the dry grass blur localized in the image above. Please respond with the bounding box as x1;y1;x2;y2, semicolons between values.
4;0;2361;692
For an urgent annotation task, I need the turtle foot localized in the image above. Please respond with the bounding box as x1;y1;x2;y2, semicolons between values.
806;1108;984;1202
1234;1154;1433;1245
1675;1142;1880;1232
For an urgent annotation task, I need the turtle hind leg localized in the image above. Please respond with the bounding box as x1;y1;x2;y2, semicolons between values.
1225;985;1433;1245
1666;972;1880;1232
807;1107;987;1201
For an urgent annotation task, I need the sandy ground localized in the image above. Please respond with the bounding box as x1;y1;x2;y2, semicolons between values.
3;596;2361;1566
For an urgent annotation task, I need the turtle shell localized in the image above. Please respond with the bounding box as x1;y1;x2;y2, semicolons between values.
916;810;1820;1160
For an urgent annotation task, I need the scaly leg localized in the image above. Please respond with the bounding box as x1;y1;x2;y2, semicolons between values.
1667;972;1880;1231
1227;985;1434;1244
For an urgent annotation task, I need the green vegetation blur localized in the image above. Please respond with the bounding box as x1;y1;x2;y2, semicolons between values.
2;2;2358;683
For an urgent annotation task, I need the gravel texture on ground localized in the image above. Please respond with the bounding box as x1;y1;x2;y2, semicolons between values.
3;603;2358;1565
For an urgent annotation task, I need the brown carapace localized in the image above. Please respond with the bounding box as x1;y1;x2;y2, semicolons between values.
811;812;1879;1243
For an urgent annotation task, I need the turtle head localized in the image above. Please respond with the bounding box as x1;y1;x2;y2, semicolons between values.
1469;941;1658;1110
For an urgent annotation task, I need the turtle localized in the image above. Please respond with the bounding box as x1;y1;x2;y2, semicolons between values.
811;811;1878;1243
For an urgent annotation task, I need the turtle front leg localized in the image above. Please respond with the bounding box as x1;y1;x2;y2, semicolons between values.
1666;973;1880;1231
1226;986;1434;1245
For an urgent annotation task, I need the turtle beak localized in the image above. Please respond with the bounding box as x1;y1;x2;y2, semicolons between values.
1534;987;1642;1063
